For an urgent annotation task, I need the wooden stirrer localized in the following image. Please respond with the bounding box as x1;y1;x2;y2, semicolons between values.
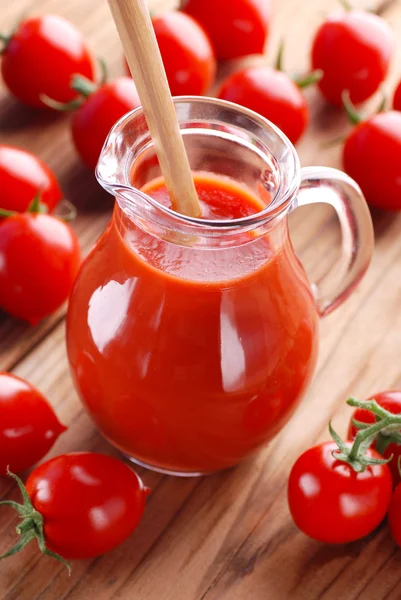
107;0;201;218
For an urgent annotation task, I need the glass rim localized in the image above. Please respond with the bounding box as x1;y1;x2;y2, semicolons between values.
96;96;301;232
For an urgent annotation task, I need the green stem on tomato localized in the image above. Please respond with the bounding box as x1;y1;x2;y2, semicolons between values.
40;94;85;111
97;57;108;86
0;208;17;218
275;41;285;72
348;416;393;461
71;74;98;98
0;194;48;218
27;192;47;214
294;69;323;89
0;471;71;572
339;0;353;9
351;398;401;457
377;91;387;113
0;193;76;223
342;90;363;125
348;397;395;420
41;57;106;112
329;397;401;473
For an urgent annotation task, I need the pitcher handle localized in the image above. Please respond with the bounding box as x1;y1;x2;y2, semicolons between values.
295;166;374;317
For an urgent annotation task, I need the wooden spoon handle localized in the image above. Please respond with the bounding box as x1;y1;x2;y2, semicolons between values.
108;0;201;217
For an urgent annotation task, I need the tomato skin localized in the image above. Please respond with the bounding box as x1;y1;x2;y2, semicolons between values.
183;0;270;60
288;442;392;544
0;214;81;324
1;16;95;109
0;146;61;213
393;81;401;111
72;78;140;169
217;67;308;144
151;11;216;96
0;373;66;476
342;111;401;210
26;453;149;559
311;10;394;106
348;391;401;486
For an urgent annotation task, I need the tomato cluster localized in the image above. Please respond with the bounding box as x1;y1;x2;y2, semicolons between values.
288;392;401;548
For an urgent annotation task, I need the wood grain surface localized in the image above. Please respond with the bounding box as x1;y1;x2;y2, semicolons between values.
1;0;401;598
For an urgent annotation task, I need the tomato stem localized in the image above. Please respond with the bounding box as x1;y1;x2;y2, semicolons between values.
275;42;284;72
294;69;323;89
342;90;363;125
0;471;71;573
0;195;76;222
348;416;393;462
339;0;353;9
97;57;108;86
72;74;98;98
27;191;48;215
328;397;401;472
350;397;401;458
377;90;387;113
0;208;17;218
41;94;85;111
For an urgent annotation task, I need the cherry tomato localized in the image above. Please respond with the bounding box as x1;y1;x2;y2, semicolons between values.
343;111;401;210
217;66;308;144
311;10;394;106
348;391;401;486
288;441;392;543
0;372;66;475
388;482;401;547
17;453;149;560
71;77;140;169
393;80;401;111
1;15;95;109
150;11;216;96
0;213;81;324
0;146;62;214
183;0;270;60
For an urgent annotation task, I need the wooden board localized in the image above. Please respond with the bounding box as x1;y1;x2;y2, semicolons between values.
1;0;401;598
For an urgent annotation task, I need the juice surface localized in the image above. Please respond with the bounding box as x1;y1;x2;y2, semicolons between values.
67;174;319;474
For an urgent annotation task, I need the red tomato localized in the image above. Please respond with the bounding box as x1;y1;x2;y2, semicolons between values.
0;372;66;475
388;482;401;547
183;0;270;60
0;146;62;214
343;111;401;210
393;81;401;111
288;442;392;543
348;391;401;485
0;213;81;324
23;453;149;559
311;10;394;105
72;77;140;169
1;15;95;109
150;11;216;96
217;66;308;144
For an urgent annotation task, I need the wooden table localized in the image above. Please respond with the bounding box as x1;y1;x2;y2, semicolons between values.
1;0;401;598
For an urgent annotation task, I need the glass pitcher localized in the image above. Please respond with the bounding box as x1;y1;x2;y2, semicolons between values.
66;97;373;476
